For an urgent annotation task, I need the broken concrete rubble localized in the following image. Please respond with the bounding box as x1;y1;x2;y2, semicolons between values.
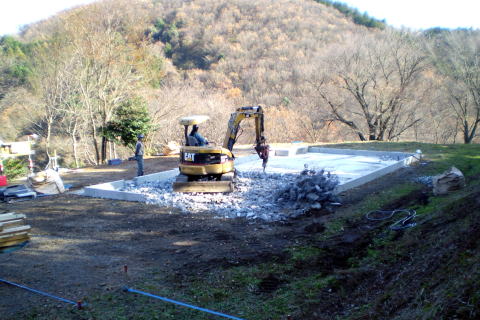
122;170;335;222
120;168;340;222
275;167;340;213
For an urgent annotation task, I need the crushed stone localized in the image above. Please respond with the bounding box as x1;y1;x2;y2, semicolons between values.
122;168;340;222
413;176;433;187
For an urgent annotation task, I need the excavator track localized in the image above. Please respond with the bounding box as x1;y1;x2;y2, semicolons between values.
172;172;234;193
172;180;233;193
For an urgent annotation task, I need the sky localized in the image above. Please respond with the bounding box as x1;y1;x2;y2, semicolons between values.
0;0;479;36
341;0;480;30
0;0;97;36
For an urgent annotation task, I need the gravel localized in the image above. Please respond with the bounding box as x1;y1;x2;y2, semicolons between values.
413;176;433;187
121;168;340;222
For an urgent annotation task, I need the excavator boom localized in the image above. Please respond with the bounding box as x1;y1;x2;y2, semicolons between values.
223;106;269;168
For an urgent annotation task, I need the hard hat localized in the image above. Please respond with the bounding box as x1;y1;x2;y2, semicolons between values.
137;134;145;139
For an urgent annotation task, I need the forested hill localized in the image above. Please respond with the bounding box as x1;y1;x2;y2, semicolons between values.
1;0;479;167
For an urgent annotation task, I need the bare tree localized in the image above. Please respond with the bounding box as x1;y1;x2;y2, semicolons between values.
428;30;480;143
310;30;427;141
57;65;84;168
69;3;145;163
30;35;76;156
146;80;235;151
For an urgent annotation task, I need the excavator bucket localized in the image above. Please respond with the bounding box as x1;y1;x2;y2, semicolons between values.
172;181;233;193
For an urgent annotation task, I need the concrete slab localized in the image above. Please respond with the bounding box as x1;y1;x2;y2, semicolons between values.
133;169;179;185
81;148;416;201
83;179;147;202
272;145;309;156
308;147;413;160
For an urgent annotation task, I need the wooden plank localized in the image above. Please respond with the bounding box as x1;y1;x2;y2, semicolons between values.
0;237;29;248
0;232;29;241
0;213;25;222
0;235;29;246
0;219;25;232
0;212;16;216
172;181;233;193
0;225;31;236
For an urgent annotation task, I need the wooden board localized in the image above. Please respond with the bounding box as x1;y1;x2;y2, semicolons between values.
0;213;25;222
0;232;29;241
0;219;25;232
0;225;31;236
173;181;233;193
0;236;29;247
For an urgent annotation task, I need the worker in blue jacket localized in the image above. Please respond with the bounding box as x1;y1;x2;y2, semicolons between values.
189;125;208;146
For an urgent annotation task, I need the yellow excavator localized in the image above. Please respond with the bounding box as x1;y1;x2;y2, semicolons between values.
173;106;269;193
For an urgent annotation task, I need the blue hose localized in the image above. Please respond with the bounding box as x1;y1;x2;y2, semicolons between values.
0;278;78;306
124;287;245;320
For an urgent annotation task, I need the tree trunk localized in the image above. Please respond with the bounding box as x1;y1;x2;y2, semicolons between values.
88;111;100;165
464;121;478;144
101;136;108;163
72;136;79;168
357;132;367;141
108;141;113;160
46;118;52;157
71;124;79;168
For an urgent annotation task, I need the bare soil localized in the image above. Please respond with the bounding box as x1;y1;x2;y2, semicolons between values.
0;155;419;319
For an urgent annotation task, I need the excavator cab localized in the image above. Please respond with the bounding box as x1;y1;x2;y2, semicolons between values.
179;115;210;147
173;106;269;193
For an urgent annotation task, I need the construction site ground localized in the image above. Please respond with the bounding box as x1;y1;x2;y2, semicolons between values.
1;142;479;320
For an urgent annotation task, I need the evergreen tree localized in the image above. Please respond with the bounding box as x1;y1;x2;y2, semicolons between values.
104;97;153;148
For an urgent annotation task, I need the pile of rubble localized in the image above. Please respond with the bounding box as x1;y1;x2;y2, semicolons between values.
123;168;340;222
275;168;340;211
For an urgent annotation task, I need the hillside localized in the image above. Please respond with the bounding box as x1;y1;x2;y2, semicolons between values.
0;0;479;160
0;0;363;166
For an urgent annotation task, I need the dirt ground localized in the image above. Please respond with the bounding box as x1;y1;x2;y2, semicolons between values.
0;154;418;318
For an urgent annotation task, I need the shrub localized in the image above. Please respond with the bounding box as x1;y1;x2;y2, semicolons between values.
2;157;28;180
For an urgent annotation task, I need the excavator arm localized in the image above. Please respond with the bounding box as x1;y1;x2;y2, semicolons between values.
223;106;269;170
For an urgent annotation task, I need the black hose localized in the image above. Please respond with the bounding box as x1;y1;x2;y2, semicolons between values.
365;209;417;230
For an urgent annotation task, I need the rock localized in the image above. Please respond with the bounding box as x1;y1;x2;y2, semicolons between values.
124;169;338;222
290;209;304;218
311;202;322;209
306;193;320;202
432;166;466;195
